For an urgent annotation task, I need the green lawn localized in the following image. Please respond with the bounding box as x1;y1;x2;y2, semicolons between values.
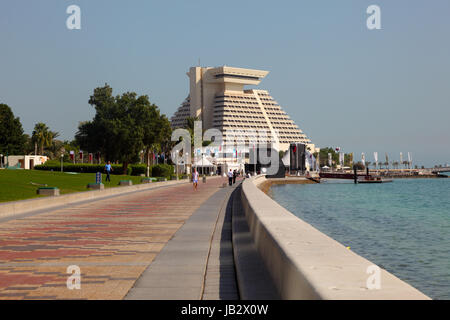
0;169;145;203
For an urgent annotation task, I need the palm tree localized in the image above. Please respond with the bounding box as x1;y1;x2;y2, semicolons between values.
32;123;58;155
402;160;409;169
47;138;64;159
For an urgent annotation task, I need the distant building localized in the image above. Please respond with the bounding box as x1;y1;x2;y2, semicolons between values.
171;66;318;172
171;66;317;150
4;155;48;169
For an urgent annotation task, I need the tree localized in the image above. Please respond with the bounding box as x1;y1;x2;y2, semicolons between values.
76;84;171;174
344;153;354;168
23;134;35;155
155;114;172;163
317;147;338;167
31;122;58;155
0;104;27;155
61;140;80;162
402;160;409;169
46;138;65;159
137;101;172;167
353;161;365;170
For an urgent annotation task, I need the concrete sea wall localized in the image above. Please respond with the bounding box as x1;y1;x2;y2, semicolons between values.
239;176;430;299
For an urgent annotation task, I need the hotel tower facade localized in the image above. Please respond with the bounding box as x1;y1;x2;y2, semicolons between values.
171;66;317;159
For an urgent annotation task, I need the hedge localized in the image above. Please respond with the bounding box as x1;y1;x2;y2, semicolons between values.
34;163;122;174
34;163;173;177
150;164;174;178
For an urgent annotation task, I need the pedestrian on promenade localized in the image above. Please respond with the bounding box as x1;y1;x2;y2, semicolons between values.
232;170;237;184
228;169;233;186
104;161;113;182
192;168;199;190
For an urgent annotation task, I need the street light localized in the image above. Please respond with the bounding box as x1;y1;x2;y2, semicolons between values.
173;151;179;180
186;152;190;174
61;153;64;172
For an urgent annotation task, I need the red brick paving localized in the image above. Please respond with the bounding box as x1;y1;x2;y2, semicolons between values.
0;177;226;299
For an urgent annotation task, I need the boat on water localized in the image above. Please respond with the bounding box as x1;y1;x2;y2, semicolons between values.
318;171;393;184
358;176;393;183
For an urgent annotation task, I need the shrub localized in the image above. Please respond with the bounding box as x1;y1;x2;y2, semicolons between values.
35;163;174;177
129;164;148;176
35;163;122;174
151;164;174;178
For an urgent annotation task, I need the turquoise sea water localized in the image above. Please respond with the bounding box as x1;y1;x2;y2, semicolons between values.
270;178;450;300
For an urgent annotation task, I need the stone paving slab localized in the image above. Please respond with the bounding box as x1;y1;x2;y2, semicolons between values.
0;177;225;300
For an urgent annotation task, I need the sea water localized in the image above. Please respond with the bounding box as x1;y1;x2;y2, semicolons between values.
270;178;450;299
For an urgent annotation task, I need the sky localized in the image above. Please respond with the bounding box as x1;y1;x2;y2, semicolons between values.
0;0;449;167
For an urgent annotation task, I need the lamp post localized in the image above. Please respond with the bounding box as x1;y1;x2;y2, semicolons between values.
174;151;179;180
186;152;190;174
147;149;150;178
61;153;64;172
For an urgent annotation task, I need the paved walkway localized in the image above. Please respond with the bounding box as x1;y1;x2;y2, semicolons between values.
0;176;236;300
126;180;239;300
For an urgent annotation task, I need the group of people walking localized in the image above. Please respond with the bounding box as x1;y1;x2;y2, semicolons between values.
102;160;244;191
227;169;238;186
193;167;241;190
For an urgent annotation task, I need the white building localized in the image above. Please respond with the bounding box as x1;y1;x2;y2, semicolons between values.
171;66;315;151
4;155;48;169
171;66;318;168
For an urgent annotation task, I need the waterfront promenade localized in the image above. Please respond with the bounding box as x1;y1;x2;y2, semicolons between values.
0;176;238;300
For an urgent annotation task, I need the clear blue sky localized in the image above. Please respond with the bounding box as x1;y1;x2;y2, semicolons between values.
1;0;449;167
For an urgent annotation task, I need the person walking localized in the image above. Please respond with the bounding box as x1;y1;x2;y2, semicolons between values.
232;169;237;184
104;161;113;182
227;169;233;186
192;168;199;190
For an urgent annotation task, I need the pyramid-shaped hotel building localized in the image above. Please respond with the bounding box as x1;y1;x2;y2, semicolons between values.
171;66;317;155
